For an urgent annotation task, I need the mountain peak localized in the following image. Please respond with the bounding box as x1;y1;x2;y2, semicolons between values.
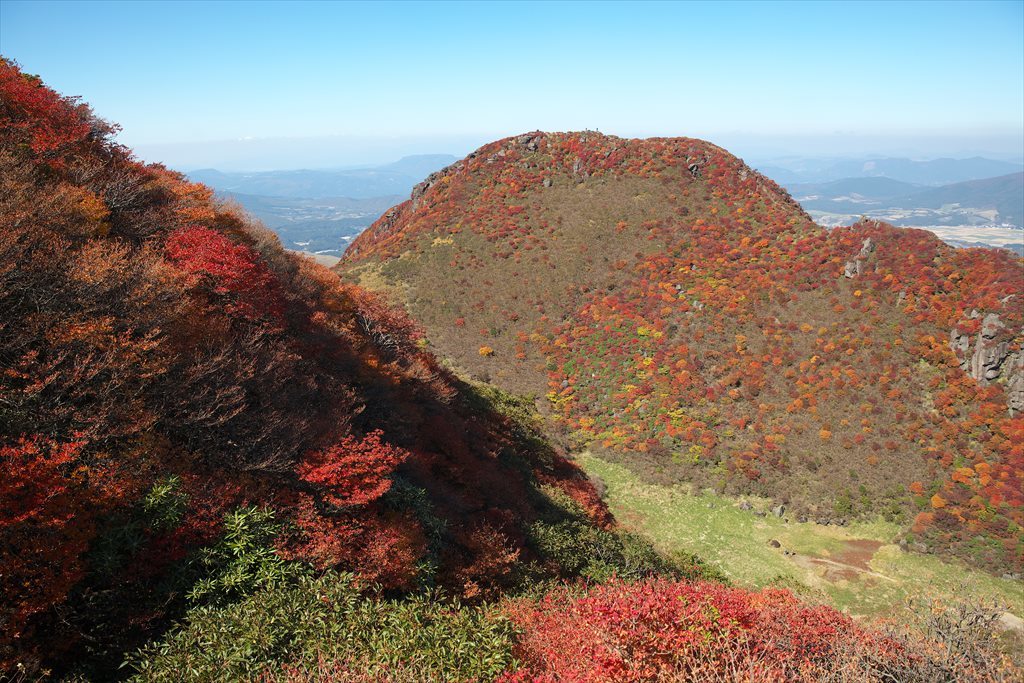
337;132;1024;576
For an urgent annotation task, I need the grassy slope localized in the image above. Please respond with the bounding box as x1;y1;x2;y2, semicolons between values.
578;452;1024;620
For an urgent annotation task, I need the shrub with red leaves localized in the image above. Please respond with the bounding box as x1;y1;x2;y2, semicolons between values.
0;437;93;644
500;578;905;682
296;430;409;508
165;225;284;321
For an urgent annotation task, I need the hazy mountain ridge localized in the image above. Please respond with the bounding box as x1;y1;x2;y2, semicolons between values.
790;172;1023;228
189;154;459;199
758;155;1023;186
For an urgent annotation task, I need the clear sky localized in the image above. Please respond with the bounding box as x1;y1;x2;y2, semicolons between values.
2;0;1022;169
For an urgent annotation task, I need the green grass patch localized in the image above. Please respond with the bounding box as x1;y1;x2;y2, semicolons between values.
579;453;1024;621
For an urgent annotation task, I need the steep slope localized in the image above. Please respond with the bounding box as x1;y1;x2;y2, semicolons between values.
338;132;1024;574
0;63;614;674
343;132;812;393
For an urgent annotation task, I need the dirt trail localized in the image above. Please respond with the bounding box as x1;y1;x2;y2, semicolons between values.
794;539;895;583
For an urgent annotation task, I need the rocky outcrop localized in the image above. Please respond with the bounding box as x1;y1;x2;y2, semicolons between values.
514;132;543;153
411;166;451;211
843;237;875;279
1005;352;1024;416
951;310;1024;415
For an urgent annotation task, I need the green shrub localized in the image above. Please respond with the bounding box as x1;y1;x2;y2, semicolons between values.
129;574;518;681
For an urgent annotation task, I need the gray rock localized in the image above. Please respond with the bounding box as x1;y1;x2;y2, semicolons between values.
1006;352;1024;416
768;539;781;548
542;177;552;188
843;238;876;278
571;157;585;181
515;133;541;152
772;505;786;518
950;311;1023;414
410;166;454;210
738;501;753;511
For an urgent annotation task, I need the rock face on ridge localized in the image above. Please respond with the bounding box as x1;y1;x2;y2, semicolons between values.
952;310;1024;415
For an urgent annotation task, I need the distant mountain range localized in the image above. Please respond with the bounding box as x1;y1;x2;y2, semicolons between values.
758;156;1023;186
189;155;457;256
189;154;459;199
786;177;923;202
788;172;1023;234
893;172;1023;223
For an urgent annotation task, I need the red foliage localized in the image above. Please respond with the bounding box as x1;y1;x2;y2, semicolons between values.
0;437;93;642
277;494;425;591
0;59;93;159
296;430;409;507
501;578;900;682
165;225;284;322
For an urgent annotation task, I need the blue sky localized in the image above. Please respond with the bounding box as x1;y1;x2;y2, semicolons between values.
2;0;1022;168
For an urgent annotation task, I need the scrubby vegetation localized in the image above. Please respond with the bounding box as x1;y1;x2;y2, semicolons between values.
340;131;1023;575
0;61;607;676
2;62;1020;681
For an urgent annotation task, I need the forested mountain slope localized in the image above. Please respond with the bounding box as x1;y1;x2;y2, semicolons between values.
339;132;1024;574
0;61;612;674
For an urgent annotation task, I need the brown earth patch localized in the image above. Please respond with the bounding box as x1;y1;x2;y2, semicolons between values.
799;539;891;583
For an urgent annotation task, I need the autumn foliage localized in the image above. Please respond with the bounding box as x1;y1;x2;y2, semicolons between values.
3;59;1021;681
341;130;1024;575
0;60;610;673
296;430;409;507
499;578;1016;682
164;224;285;321
500;579;894;681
